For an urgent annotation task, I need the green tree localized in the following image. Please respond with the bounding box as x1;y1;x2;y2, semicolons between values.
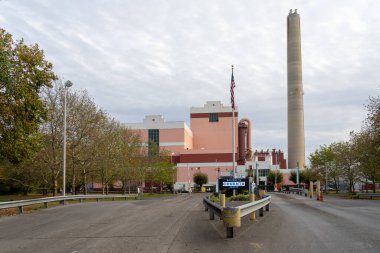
0;28;57;164
309;144;341;192
193;172;208;188
267;170;283;186
289;170;305;185
334;141;360;193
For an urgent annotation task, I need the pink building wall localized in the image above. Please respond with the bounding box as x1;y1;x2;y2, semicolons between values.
191;113;238;151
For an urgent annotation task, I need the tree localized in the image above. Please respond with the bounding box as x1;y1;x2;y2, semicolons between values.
117;128;144;194
0;28;57;164
361;95;380;192
309;144;341;193
289;170;304;185
153;149;175;192
193;172;208;188
267;170;283;186
334;141;360;193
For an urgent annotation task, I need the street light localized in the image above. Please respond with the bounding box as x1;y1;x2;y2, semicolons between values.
63;80;73;196
255;161;259;190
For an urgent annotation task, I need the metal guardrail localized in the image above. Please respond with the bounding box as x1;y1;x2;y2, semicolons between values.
356;193;380;199
0;194;138;214
203;194;271;238
203;196;223;217
239;196;271;217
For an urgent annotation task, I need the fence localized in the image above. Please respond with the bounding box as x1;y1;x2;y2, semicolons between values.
203;194;271;238
0;194;138;214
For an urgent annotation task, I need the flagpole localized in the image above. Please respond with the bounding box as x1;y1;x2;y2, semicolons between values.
232;106;235;178
231;65;236;179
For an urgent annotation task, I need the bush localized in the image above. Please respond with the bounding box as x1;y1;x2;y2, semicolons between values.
229;194;250;201
193;172;208;187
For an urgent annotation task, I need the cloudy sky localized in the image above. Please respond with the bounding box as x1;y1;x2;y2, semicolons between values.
1;0;379;162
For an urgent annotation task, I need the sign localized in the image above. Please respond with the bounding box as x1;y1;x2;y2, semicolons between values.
223;181;245;187
219;178;249;190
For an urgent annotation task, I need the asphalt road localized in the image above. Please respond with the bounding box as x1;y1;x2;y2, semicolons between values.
0;193;379;253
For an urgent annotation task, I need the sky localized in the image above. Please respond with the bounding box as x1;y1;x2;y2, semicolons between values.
1;0;379;163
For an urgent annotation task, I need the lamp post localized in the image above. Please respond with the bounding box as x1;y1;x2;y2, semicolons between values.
296;161;300;189
255;161;259;190
63;80;73;196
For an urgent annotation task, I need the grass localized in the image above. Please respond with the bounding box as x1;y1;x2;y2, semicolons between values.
141;193;175;199
228;194;250;201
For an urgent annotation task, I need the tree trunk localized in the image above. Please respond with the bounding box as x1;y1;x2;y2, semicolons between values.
372;175;376;193
72;166;76;195
365;178;368;193
83;169;87;195
102;177;105;195
23;187;29;196
122;179;127;195
52;175;57;196
128;180;131;194
333;178;338;194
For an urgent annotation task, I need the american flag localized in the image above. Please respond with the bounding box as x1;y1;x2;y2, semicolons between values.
230;66;236;110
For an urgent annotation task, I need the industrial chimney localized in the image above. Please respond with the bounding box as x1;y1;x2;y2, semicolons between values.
287;9;305;169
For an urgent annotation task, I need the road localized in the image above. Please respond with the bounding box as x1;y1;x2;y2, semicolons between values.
0;193;379;253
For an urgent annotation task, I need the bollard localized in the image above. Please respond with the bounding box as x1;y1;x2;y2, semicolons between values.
223;207;240;238
316;181;320;201
309;181;313;199
259;208;264;216
249;194;256;220
226;227;234;238
209;209;215;220
18;206;24;214
320;192;324;201
220;194;226;208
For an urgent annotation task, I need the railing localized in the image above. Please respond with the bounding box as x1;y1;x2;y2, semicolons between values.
0;194;138;214
203;194;271;238
356;193;380;200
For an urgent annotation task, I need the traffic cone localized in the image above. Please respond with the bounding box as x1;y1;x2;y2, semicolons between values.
319;192;324;201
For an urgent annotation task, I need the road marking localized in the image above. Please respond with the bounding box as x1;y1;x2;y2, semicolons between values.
250;242;263;249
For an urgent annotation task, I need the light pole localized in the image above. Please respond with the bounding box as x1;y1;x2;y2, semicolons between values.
296;161;300;189
255;161;259;190
63;80;73;196
274;150;279;191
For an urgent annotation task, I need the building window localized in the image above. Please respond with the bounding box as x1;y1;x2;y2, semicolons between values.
209;113;219;122
258;169;270;177
148;129;159;156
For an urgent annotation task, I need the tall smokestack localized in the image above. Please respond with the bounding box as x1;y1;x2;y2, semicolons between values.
287;9;305;169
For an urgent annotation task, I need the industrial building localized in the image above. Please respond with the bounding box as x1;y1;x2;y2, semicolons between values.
125;101;251;191
122;10;306;189
125;101;294;191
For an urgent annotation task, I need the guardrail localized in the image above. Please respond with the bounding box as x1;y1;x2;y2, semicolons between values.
203;194;271;238
0;194;138;214
356;193;380;200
